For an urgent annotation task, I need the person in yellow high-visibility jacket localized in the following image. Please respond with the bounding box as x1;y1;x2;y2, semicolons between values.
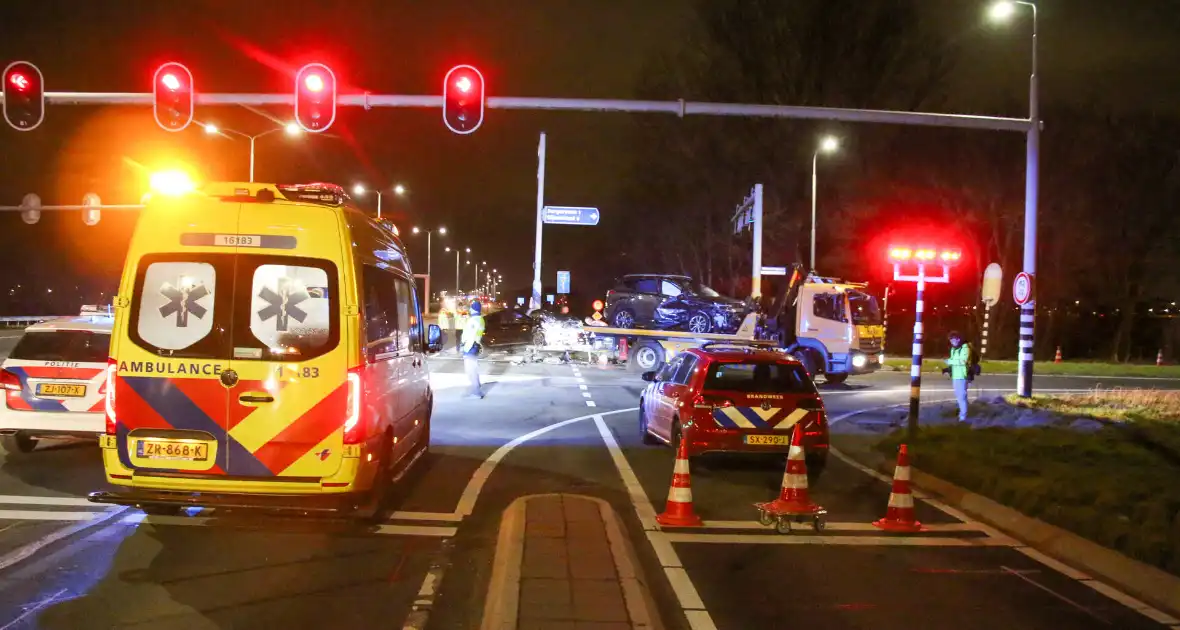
461;301;486;398
943;331;972;421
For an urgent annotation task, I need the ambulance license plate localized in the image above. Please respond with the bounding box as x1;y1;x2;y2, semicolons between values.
36;383;86;397
744;435;791;446
136;439;209;461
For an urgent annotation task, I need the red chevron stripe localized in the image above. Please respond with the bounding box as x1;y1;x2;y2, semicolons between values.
115;375;174;431
251;384;347;475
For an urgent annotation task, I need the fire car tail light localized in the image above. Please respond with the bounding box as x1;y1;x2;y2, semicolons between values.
103;359;117;434
693;393;733;409
343;367;363;444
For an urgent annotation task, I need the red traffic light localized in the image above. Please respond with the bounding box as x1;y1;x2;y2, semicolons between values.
8;73;30;91
294;63;336;133
889;245;961;265
3;61;45;131
443;65;485;135
153;62;194;132
592;299;604;312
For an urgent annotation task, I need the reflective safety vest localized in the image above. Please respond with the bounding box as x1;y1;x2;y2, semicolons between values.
462;315;486;353
947;343;972;380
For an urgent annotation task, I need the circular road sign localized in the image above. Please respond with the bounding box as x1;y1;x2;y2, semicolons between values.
1013;272;1033;305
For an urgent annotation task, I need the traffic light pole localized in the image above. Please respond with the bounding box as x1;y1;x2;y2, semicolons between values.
5;89;1035;394
531;132;546;311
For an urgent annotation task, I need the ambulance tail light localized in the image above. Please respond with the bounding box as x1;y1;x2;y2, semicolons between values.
343;367;363;444
103;359;118;434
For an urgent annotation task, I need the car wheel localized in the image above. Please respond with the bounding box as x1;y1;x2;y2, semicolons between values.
0;433;37;455
824;373;848;385
640;403;660;445
686;311;712;334
671;419;686;454
629;341;664;373
612;309;636;328
792;350;817;377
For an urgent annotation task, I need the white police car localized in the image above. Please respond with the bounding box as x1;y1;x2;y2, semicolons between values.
0;309;112;454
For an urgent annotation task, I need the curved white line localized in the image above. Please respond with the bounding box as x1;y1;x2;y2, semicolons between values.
454;406;638;516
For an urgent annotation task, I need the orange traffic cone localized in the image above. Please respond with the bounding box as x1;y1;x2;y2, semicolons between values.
1158;349;1164;367
618;338;629;363
755;424;824;517
873;444;923;533
656;438;703;527
1054;346;1062;363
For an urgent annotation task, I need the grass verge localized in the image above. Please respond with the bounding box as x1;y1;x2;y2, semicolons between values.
871;392;1180;577
882;358;1180;378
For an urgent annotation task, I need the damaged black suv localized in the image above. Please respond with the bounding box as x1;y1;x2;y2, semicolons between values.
603;274;748;334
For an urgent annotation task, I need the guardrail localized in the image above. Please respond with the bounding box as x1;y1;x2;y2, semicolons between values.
0;315;73;328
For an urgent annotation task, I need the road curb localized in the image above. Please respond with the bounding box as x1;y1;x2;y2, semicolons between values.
479;493;663;630
901;465;1180;621
832;409;1180;621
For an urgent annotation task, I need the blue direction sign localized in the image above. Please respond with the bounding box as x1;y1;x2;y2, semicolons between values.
543;206;600;226
556;270;571;294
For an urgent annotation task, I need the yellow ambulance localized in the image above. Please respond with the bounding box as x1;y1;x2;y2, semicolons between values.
89;182;441;515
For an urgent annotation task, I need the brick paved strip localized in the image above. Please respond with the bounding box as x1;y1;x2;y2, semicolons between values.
480;493;663;630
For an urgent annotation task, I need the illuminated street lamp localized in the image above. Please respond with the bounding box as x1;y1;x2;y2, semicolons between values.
352;184;382;218
887;245;963;438
810;135;840;271
394;184;407;196
412;226;446;314
203;121;302;182
988;0;1040;397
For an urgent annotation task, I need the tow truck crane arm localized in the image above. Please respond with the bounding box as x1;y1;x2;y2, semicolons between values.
763;262;808;347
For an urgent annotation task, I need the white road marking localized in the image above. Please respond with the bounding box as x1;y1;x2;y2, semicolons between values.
0;506;129;573
1001;565;1110;624
579;384;588;391
0;588;68;630
576;377;585;383
0;495;96;507
593;415;659;531
0;510;102;521
699;520;986;532
454;407;637;516
594;414;717;628
389;511;464;523
661;532;1016;546
403;561;448;630
586;401;597;407
582;392;592;398
113;512;458;537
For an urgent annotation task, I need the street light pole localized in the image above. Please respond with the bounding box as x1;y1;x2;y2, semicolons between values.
810;136;839;272
811;152;818;271
990;0;1040;397
206;123;301;183
1018;2;1040;398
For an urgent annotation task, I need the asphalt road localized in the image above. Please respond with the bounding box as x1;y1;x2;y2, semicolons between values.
0;352;1178;629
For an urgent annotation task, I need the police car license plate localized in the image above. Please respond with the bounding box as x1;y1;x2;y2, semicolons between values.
136;439;209;461
744;435;791;446
36;383;86;397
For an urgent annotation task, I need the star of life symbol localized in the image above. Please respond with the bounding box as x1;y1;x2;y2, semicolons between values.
257;277;310;332
159;279;209;327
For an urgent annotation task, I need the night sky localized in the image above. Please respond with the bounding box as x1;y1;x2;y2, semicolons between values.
0;0;1178;314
